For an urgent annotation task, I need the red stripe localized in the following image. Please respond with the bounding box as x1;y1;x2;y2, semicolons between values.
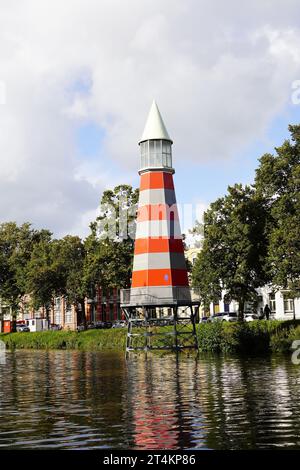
131;269;189;287
140;172;174;191
137;204;179;222
134;238;184;254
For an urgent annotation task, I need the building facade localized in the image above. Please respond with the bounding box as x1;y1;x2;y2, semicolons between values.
0;287;123;332
208;286;300;320
185;246;300;320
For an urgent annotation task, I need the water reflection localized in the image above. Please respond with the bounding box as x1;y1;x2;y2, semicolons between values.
0;351;300;449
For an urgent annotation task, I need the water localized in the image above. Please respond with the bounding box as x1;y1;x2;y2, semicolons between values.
0;350;300;449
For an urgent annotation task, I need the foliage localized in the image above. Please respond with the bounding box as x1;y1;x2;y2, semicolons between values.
25;234;62;314
1;321;299;354
24;234;87;322
269;322;300;352
255;124;300;298
0;223;52;328
0;185;138;326
196;320;298;354
83;185;139;295
0;329;127;351
192;125;300;316
192;185;269;318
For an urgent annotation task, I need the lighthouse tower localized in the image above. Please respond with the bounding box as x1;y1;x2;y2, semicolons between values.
121;101;199;352
131;100;189;304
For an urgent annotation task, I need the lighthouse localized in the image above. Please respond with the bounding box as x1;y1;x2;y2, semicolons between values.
121;101;199;352
131;100;189;304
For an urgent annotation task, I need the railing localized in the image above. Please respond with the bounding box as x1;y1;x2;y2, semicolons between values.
120;287;201;306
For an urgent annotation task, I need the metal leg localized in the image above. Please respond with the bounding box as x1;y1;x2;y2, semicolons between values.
173;306;179;351
125;304;199;354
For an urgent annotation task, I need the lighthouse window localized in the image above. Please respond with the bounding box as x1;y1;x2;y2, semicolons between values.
149;140;155;154
140;141;148;168
162;141;172;168
149;141;155;167
140;139;172;169
154;140;162;166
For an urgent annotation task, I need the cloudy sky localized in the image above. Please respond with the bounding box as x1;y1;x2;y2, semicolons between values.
0;0;300;238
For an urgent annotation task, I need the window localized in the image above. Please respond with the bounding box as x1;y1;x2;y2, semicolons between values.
140;140;172;169
284;297;294;314
54;297;62;324
213;303;220;314
269;293;276;313
65;305;73;324
162;141;172;168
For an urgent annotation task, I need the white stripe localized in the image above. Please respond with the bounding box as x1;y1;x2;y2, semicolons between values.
135;220;182;239
138;188;176;206
133;252;187;271
133;253;171;271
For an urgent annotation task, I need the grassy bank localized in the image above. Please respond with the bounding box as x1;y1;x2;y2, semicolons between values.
0;320;300;354
0;328;127;351
197;320;300;354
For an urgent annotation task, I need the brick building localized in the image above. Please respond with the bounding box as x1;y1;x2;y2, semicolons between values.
0;287;123;332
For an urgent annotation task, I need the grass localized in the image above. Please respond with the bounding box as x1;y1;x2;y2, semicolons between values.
0;329;127;352
1;320;300;354
197;320;300;354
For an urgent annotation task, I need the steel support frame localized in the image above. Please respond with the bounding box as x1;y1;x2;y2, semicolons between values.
122;304;199;355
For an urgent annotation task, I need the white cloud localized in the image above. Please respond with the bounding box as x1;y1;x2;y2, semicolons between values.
0;0;300;237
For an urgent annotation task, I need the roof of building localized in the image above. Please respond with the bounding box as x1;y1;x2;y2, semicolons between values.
139;100;172;144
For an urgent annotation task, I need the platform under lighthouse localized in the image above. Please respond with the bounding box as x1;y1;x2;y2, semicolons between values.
121;101;200;353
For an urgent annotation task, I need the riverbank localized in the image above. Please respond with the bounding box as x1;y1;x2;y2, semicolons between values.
1;320;300;353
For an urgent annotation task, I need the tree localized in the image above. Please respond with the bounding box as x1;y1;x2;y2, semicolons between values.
84;185;139;296
192;184;269;319
0;222;51;330
188;219;204;249
54;235;87;326
255;124;300;300
25;231;59;321
27;235;88;325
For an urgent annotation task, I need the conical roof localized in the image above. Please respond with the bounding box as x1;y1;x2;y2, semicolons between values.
139;100;172;144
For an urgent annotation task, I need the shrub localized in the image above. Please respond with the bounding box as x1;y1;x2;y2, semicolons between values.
1;320;300;354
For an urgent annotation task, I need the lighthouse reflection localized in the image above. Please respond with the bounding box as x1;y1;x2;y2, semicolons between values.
125;354;199;449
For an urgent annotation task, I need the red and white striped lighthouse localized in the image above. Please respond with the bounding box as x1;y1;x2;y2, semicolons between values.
130;101;189;304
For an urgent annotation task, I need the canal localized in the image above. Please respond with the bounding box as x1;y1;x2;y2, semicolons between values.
0;351;300;449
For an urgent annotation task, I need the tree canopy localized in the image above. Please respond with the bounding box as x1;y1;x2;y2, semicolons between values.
255;124;300;297
0;185;138;327
192;185;269;318
84;185;139;296
192;124;300;317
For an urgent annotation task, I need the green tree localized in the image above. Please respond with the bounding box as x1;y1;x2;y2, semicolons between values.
55;235;87;325
25;231;58;320
84;185;139;298
26;235;87;326
255;124;300;300
192;184;269;319
0;222;50;330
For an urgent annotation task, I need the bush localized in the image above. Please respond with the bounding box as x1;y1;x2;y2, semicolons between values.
197;320;300;354
0;329;127;351
270;324;300;353
1;320;300;354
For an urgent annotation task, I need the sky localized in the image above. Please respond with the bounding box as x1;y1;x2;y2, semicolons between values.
0;0;300;239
